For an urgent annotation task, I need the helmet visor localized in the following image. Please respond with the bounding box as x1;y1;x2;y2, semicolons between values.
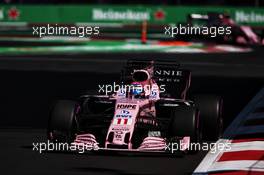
132;70;149;82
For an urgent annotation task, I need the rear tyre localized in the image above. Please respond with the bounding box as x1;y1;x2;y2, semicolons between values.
193;95;223;141
47;100;78;143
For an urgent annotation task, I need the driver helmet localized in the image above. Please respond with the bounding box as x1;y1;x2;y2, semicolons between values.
132;69;150;82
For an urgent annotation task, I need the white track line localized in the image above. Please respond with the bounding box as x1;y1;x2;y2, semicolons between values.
227;141;264;152
208;160;264;173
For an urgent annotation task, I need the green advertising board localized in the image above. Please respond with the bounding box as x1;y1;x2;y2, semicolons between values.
0;5;264;27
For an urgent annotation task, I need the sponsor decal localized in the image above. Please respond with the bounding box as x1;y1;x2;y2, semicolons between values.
121;110;129;115
155;70;182;76
115;134;122;139
117;88;126;97
115;110;132;118
114;110;133;125
8;7;20;20
116;104;136;110
235;10;264;23
150;90;157;98
92;8;150;21
0;9;3;20
112;128;129;131
115;131;123;135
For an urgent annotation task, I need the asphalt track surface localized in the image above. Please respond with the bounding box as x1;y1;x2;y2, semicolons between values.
1;46;264;175
1;129;208;175
0;46;263;77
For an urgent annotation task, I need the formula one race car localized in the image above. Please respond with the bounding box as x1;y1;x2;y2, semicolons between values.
187;12;262;45
47;60;223;153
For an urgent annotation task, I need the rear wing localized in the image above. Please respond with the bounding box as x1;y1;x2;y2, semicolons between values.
121;59;191;99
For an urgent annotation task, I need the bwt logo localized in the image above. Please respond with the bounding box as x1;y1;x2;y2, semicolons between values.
115;110;132;118
117;104;136;110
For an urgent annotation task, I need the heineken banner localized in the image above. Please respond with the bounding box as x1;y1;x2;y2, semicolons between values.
1;5;264;27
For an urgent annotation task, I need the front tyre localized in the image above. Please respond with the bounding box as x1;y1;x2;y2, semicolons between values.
193;95;223;141
47;100;78;143
168;106;200;153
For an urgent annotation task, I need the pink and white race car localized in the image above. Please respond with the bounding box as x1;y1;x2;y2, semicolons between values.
47;60;223;154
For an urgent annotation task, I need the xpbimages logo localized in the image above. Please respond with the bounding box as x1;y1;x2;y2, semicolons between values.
32;140;99;154
98;82;166;95
164;24;232;38
165;141;231;153
32;24;100;38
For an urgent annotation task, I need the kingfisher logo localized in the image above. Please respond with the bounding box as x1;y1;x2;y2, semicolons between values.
117;104;136;110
